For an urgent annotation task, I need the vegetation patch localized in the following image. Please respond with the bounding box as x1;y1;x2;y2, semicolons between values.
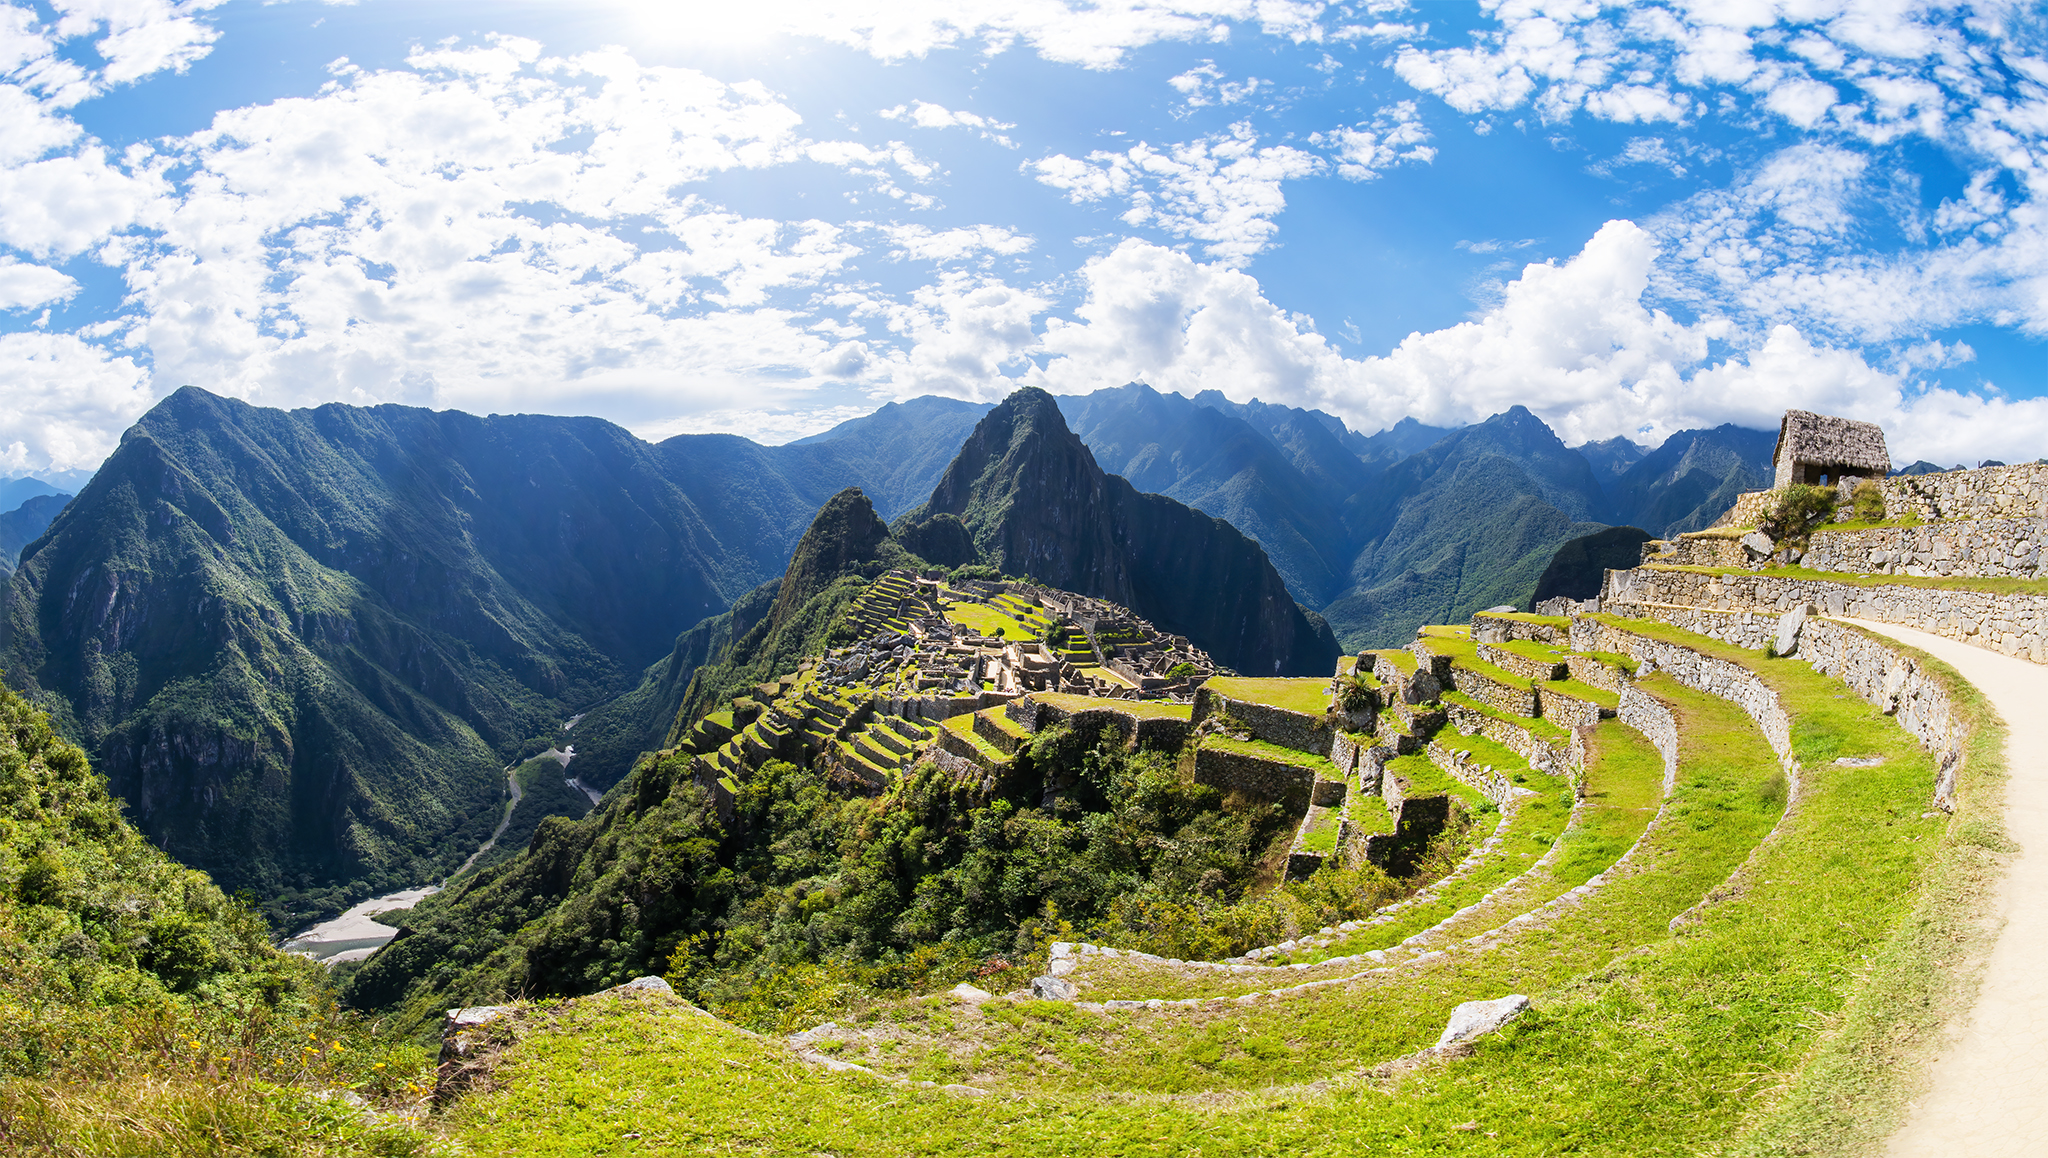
1032;693;1191;721
1649;563;2048;598
1204;677;1333;716
1201;735;1338;776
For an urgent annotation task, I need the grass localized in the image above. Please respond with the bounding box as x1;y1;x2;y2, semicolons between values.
1202;735;1338;776
1472;612;1569;628
1432;730;1541;786
1384;752;1486;807
1542;677;1621;711
1203;676;1333;716
435;615;1987;1155
1299;807;1340;854
1440;691;1570;742
1372;648;1418;677
1345;789;1395;837
1418;624;1470;639
1646;562;2048;598
1032;693;1192;721
1812;514;1926;533
938;715;1004;762
943;602;1032;641
1491;638;1570;667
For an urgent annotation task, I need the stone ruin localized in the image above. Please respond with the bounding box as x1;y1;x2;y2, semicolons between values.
1772;409;1891;489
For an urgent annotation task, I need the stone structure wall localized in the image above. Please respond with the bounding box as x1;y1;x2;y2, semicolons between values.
1329;728;1367;778
1477;641;1565;681
1441;699;1581;779
1563;653;1628;694
1617;684;1679;796
1667;534;1751;568
1448;665;1539;717
1028;699;1193;751
1534;687;1602;729
1192;745;1314;809
1877;462;2048;523
1425;739;1521;808
1191;689;1333;757
1805;518;2047;580
1716;490;1775;529
1606;565;2048;664
1796;619;1970;807
1580;618;1796;770
1471;614;1568;646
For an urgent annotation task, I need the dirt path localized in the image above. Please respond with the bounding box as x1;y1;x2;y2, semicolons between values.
1841;619;2048;1155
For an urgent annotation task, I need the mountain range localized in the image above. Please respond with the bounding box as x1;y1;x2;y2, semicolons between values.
0;382;1778;923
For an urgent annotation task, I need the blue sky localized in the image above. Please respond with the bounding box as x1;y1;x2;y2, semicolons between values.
3;0;2046;479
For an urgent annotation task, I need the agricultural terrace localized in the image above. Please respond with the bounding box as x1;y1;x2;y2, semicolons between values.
1203;676;1333;715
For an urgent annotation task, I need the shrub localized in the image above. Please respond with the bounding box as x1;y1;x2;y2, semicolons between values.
1763;484;1839;544
1850;480;1886;522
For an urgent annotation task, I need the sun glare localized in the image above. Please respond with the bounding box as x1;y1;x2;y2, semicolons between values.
602;1;786;50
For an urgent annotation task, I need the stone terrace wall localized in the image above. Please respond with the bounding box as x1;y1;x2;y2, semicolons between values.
1794;619;1970;807
1805;518;2047;580
1028;699;1194;751
1617;684;1679;796
1442;699;1581;779
1425;739;1521;808
1192;745;1314;809
1579;619;1796;773
1191;689;1333;757
1607;566;2048;664
1879;463;2048;523
1471;614;1567;646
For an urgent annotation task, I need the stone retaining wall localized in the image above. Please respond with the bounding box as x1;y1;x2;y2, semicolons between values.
1563;653;1629;694
1535;687;1602;728
1477;641;1565;681
1022;698;1194;751
1470;614;1567;646
1790;619;1969;807
1617;684;1679;796
1192;744;1315;809
1879;462;2048;523
1606;565;2048;664
1805;518;2047;580
1579;618;1796;769
1192;690;1332;757
1447;664;1538;717
1441;699;1581;779
1425;739;1520;808
1668;535;1750;568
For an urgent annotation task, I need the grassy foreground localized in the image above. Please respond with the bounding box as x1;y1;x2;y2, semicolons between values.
434;629;1978;1154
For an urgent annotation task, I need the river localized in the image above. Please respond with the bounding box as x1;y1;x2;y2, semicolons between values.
280;754;538;965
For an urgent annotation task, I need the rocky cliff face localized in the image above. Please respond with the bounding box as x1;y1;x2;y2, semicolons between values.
908;387;1338;676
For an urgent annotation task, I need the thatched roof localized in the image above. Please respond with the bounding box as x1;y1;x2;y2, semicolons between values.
1772;410;1890;485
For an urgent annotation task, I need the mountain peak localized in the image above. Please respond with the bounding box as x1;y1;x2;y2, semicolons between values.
769;488;891;633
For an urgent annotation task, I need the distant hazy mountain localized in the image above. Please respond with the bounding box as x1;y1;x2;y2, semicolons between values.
905;387;1340;676
1576;436;1646;484
1328;406;1610;645
1533;526;1655;604
0;492;69;577
1604;424;1777;536
1059;385;1355;604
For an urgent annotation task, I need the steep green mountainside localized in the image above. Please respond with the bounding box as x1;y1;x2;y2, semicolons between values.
905;387;1339;676
1605;423;1776;536
1533;525;1657;604
0;388;984;926
1060;385;1356;605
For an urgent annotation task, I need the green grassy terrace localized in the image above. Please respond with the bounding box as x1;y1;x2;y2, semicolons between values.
1202;735;1338;776
1202;675;1333;715
1440;690;1570;742
938;715;1004;762
942;602;1034;640
1472;611;1569;629
439;619;1985;1154
1344;788;1395;837
1645;562;2048;598
1298;806;1341;853
1031;692;1192;720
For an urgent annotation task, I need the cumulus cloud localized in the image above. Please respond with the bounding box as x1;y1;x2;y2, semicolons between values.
1030;121;1323;264
0;330;152;473
1310;100;1434;180
1016;223;2048;465
880;100;1017;147
0;256;77;309
1167;60;1264;108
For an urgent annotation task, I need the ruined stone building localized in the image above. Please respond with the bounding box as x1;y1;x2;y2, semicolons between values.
1772;409;1892;489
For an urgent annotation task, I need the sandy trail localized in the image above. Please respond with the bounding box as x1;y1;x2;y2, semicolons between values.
1840;620;2048;1155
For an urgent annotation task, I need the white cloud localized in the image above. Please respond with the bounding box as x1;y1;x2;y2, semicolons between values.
1167;60;1264;108
1310;100;1434;180
1013;223;2048;465
1030;121;1323;264
879;100;1016;147
882;224;1034;262
0;330;151;473
0;256;78;309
